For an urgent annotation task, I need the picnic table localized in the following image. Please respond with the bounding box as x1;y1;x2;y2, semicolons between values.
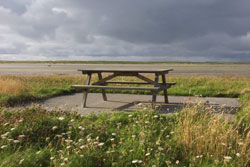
71;69;175;108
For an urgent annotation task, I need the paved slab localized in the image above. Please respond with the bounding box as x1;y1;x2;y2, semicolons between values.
39;93;240;117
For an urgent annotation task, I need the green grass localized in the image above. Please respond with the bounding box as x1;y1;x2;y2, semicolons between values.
0;75;249;107
0;74;249;166
0;105;249;167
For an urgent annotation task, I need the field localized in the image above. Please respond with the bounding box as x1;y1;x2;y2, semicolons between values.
0;73;249;166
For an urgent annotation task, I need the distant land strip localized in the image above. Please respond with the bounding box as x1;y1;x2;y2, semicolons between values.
0;61;250;64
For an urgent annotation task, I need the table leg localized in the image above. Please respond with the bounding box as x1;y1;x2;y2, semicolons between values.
152;74;159;108
98;72;107;101
161;74;168;103
82;74;91;107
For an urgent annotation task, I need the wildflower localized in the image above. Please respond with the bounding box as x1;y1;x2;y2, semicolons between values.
1;145;7;149
11;128;15;131
132;135;136;138
7;139;14;142
80;155;84;157
60;162;65;166
36;151;41;154
236;153;240;157
64;158;68;162
78;139;83;142
13;140;20;143
166;135;170;138
80;145;85;149
110;138;115;141
58;117;65;121
19;159;24;165
70;119;75;122
52;126;58;131
18;135;25;138
138;160;143;163
4;123;9;126
176;160;180;164
19;119;23;123
170;131;174;134
132;160;138;163
145;153;150;156
66;146;71;149
50;157;55;160
128;114;132;118
224;156;232;162
98;143;104;147
153;115;158;118
112;133;116;136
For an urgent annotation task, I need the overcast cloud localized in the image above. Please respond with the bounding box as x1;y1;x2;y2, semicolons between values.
0;0;250;61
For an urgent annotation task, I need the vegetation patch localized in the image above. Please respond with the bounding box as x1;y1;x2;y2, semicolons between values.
0;105;249;167
0;74;249;107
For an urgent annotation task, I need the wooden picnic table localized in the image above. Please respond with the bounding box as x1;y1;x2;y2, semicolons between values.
71;69;175;108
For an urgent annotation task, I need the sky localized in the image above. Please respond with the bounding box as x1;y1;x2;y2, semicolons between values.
0;0;250;62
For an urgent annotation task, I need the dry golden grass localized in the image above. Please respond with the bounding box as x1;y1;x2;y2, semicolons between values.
0;78;27;95
176;104;250;166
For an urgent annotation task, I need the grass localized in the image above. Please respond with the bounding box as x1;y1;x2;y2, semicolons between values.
0;104;249;167
0;74;249;107
0;74;249;166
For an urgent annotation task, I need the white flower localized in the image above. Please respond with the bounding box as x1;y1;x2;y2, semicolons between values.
13;140;20;143
145;153;150;156
138;160;143;163
128;114;132;118
132;135;136;138
80;155;84;157
4;123;9;126
153;115;158;118
224;156;232;161
132;160;138;163
52;126;58;130
78;139;83;142
36;151;41;154
64;158;68;162
236;153;240;157
170;131;174;134
18;135;25;138
19;159;24;164
112;133;116;136
66;146;71;149
80;145;85;149
50;157;55;160
98;143;104;147
58;117;65;121
176;160;179;164
11;128;15;131
1;145;7;149
110;138;115;141
60;162;65;166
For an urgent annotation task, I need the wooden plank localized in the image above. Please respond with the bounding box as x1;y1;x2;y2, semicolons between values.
78;69;173;74
152;74;159;107
136;74;155;84
82;74;91;107
105;81;150;84
162;74;168;103
98;72;107;101
71;85;160;91
92;74;117;85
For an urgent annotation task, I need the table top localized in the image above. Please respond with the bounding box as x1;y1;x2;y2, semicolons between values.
78;69;173;74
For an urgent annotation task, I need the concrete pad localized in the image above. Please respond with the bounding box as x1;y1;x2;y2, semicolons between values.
39;93;240;117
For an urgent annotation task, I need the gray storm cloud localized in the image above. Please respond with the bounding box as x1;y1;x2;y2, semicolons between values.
0;0;250;61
